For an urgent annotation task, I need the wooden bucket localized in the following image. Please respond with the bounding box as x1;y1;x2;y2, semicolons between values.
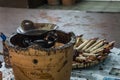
62;0;76;6
7;30;76;80
47;0;60;5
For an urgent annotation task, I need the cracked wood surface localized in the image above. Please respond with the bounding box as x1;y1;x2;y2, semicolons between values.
0;7;120;47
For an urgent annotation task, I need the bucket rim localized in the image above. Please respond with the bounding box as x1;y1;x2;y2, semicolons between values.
7;30;76;52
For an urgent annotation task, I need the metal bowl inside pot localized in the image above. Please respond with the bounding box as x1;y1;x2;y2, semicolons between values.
17;20;58;34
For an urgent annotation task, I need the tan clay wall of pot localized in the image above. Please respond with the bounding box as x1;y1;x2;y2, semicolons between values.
9;45;74;80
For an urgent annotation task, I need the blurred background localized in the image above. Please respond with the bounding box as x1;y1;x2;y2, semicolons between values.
0;0;120;12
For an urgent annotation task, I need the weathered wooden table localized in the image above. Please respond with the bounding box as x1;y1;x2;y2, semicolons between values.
0;7;120;80
0;7;120;48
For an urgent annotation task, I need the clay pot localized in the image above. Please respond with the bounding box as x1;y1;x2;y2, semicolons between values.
62;0;76;6
6;30;76;80
48;0;60;6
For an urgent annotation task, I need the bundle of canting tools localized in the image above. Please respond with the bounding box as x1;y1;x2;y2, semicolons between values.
72;35;115;69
